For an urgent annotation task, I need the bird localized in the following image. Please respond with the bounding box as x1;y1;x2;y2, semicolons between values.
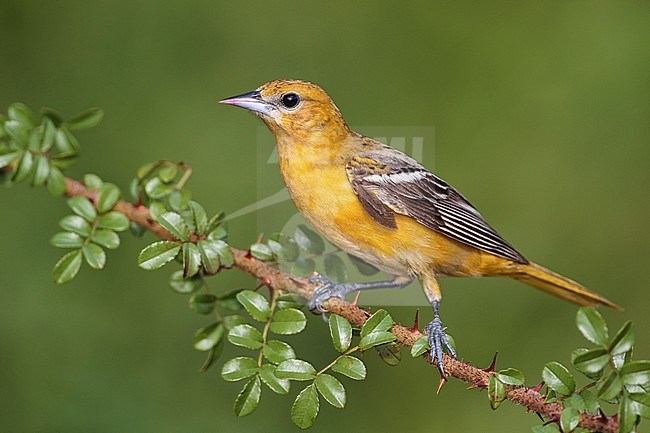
219;79;621;377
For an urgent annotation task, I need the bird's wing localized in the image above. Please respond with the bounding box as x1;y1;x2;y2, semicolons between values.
346;149;528;264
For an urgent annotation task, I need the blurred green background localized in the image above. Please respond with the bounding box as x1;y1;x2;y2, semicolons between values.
1;1;649;432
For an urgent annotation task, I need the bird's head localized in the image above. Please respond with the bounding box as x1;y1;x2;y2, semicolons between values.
219;80;349;142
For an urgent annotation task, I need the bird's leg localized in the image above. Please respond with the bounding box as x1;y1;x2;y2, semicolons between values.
308;274;412;312
421;274;457;378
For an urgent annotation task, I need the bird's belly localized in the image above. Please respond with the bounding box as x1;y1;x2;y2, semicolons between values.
281;163;487;277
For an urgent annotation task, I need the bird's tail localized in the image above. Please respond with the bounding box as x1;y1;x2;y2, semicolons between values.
511;262;622;310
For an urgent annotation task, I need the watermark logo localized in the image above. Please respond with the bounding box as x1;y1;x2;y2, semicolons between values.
227;126;436;306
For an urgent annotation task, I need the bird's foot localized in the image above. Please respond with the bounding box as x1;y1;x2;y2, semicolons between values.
425;317;457;378
307;274;351;313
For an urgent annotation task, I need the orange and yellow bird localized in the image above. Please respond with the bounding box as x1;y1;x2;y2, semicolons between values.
220;79;621;376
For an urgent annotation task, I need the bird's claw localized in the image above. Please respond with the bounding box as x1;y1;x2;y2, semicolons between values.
425;317;457;379
308;274;349;313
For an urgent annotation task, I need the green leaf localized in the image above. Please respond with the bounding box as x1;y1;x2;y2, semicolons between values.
376;342;402;366
324;254;348;283
576;307;608;346
580;389;600;414
50;152;79;170
206;211;225;235
618;395;638;433
532;425;560;433
275;359;317;381
563;393;586;412
411;337;430;357
50;232;84;248
361;309;393;338
54;126;79;153
59;215;91;237
332;356;366;380
137;241;181;270
197;239;221;274
98;212;129;231
250;242;273;260
597;370;623;401
291;258;316;276
148;201;167;222
169;270;202;294
276;293;303;310
95;183;120;213
263;340;296;364
52;250;83;284
221;356;258;382
92;229;120;249
158;164;178;183
227;324;263;350
8;102;36;127
188;293;217;315
291;385;319;429
168;190;192;213
188;201;208;235
0;151;20;168
220;288;245;311
359;331;396;350
182;242;200;277
269;232;299;261
629;392;650;418
66;107;104;130
488;375;506;409
620;361;650;386
40;117;56;151
572;348;610;375
270;308;307;335
144;177;171;199
560;407;579;433
259;364;290;395
294;224;325;255
347;253;380;276
82;243;106;269
542;362;575;396
609;321;634;356
83;173;103;189
135;161;159;179
236;290;271;322
157;212;190;242
315;374;346;408
47;166;66;196
12;150;33;182
67;196;97;222
193;322;224;351
31;155;49;187
223;314;246;331
329;314;352;352
497;368;525;386
234;376;261;417
216;240;234;267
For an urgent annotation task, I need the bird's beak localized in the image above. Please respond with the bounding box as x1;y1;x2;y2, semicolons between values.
219;90;274;116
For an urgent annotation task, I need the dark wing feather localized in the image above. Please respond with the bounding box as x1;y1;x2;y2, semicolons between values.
346;151;528;264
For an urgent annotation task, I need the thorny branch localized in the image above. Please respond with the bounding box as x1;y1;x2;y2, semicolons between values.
62;176;617;433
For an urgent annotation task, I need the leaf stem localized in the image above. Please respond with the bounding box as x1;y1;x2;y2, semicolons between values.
316;346;359;376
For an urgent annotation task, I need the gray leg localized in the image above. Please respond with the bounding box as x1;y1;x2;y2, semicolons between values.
425;299;457;379
421;274;457;378
308;274;412;312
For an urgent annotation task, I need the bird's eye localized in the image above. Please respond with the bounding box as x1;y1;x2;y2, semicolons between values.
281;92;300;109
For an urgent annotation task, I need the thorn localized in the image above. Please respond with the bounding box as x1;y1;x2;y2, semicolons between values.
409;309;420;331
256;232;264;243
436;377;446;394
253;277;270;291
352;291;361;306
599;408;609;421
482;351;498;373
531;381;544;393
466;381;480;390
